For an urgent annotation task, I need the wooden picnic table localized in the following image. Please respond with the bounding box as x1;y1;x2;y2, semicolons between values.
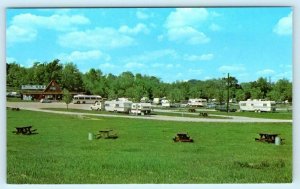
97;129;118;139
199;112;208;117
13;126;37;135
256;133;280;143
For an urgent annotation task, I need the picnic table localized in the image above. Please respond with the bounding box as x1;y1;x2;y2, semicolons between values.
173;132;194;142
96;129;118;139
13;126;37;135
255;133;283;143
199;112;208;117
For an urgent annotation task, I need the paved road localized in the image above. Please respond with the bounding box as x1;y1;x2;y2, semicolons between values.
6;102;292;123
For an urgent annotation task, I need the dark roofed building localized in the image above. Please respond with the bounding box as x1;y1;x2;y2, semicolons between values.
21;80;63;101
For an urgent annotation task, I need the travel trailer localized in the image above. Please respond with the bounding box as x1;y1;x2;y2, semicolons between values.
130;103;152;115
140;97;150;103
239;99;276;112
104;98;132;113
152;98;161;105
187;98;207;107
161;99;171;108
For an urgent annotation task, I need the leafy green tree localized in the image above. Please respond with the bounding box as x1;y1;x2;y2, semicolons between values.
83;68;105;96
6;63;29;87
62;89;73;110
44;59;63;83
61;63;83;91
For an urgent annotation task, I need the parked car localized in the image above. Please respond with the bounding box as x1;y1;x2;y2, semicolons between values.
40;99;51;103
90;102;102;111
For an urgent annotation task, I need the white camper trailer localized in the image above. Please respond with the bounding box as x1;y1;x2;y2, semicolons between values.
131;103;152;115
239;99;276;112
187;98;207;107
104;98;132;113
152;98;161;105
161;99;171;108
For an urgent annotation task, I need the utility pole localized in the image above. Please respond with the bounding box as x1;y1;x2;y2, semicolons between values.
226;73;230;113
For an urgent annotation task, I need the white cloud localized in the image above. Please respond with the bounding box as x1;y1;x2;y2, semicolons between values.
119;23;149;35
164;8;210;45
25;58;39;68
218;64;246;73
7;13;90;44
256;69;275;75
58;27;135;49
184;53;214;61
204;76;212;80
151;63;164;68
125;49;178;63
176;73;183;77
136;10;150;20
274;71;292;80
166;64;173;68
157;34;164;42
167;27;210;44
100;63;115;69
58;50;111;63
273;12;292;35
6;57;17;63
10;13;90;31
209;23;221;31
188;68;203;75
6;25;37;43
165;8;208;28
124;62;145;69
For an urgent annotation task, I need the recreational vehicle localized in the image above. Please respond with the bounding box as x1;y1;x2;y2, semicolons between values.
104;98;132;113
239;99;276;112
161;99;171;108
140;97;150;103
152;98;161;105
187;98;207;107
130;103;152;115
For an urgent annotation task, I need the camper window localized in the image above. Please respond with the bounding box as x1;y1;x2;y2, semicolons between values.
241;103;246;106
116;104;120;107
263;104;267;106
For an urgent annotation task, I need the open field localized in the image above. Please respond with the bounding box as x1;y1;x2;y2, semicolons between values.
7;109;292;184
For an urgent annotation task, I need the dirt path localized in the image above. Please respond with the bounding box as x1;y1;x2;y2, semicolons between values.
6;102;292;123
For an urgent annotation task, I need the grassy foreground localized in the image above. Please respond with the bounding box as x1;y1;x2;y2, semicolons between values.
7;109;292;184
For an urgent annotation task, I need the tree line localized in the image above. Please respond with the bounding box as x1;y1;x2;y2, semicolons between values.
6;60;292;103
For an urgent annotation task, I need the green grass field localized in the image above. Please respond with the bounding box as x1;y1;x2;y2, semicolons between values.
7;109;292;184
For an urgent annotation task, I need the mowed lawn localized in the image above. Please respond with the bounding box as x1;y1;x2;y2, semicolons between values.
7;109;292;184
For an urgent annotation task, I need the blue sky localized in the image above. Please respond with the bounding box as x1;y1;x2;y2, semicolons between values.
6;7;292;83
